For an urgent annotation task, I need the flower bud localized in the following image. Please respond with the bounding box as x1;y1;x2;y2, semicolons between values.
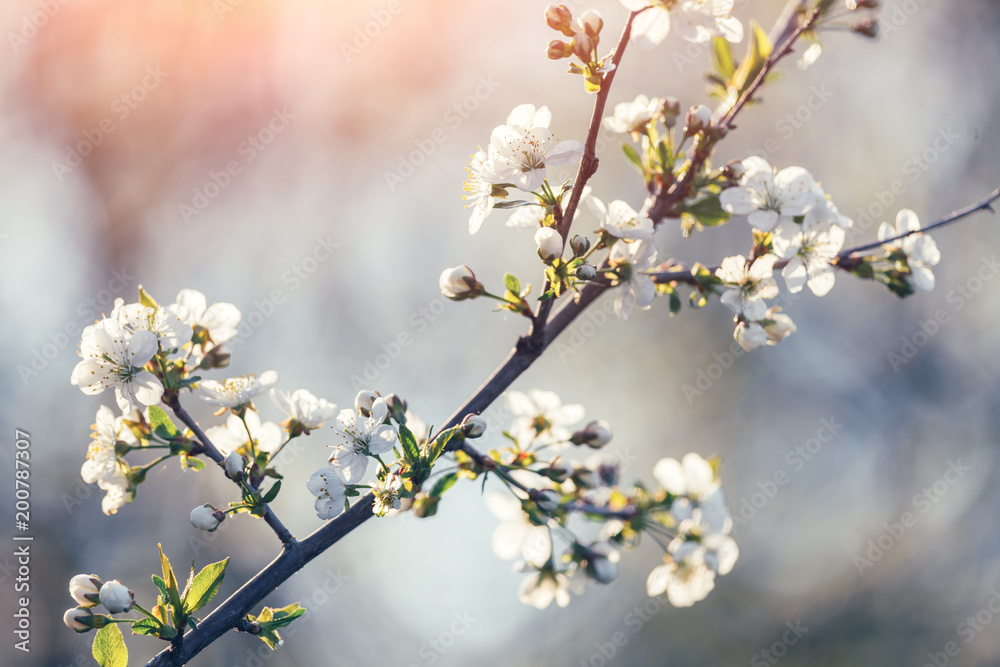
461;414;487;438
584;543;619;584
69;574;102;607
198;345;231;370
573;466;602;489
535;227;564;263
546;39;573;60
64;607;99;633
544;4;575;36
572;33;595;62
99;580;134;614
722;158;746;184
572;419;613;448
575;263;597;281
577;10;603;37
569;235;591;256
354;390;378;414
764;308;797;345
385;393;408;423
849;18;879;38
190;504;226;532
439;265;485;300
684;104;713;136
224;451;245;482
661;97;682;128
540;462;574;483
847;0;879;9
531;488;561;512
589;457;621;487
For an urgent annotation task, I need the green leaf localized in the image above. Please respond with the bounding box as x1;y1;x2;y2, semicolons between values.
656;141;674;173
504;273;521;295
260;480;282;504
621;143;643;171
493;200;538;210
130;619;162;637
684;195;730;227
429;472;459;498
151;575;170;605
423;429;454;466
183;557;229;615
158;545;183;624
149;406;179;440
248;603;307;650
93;624;128;667
711;36;735;80
138;285;158;309
398;425;420;465
729;21;773;103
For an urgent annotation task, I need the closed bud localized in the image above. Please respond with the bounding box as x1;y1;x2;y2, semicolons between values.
99;580;134;614
461;414;487;438
572;419;613;448
541;462;575;483
544;4;575;36
439;265;485;300
573;466;602;489
63;607;100;633
576;263;597;281
847;0;879;9
530;488;561;512
684;104;713;136
583;543;619;584
590;458;621;487
570;235;591;256
722;158;746;184
190;504;226;532
577;10;603;37
198;345;231;370
661;97;682;128
535;227;564;263
849;18;879;38
385;393;408;423
546;39;573;60
69;574;103;607
354;390;378;414
224;451;245;482
572;33;595;62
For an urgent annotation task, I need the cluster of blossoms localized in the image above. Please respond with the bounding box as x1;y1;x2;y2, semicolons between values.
477;388;737;609
621;0;743;48
63;574;135;633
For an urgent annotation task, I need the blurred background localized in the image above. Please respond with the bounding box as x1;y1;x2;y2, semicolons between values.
2;0;1000;665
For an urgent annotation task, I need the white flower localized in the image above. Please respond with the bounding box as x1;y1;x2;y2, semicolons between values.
439;265;483;300
170;288;241;346
586;195;654;241
203;411;282;457
715;254;779;315
270;388;336;433
653;453;719;501
772;218;846;296
328;398;398;482
798;41;823;70
98;580;134;614
485;491;552;562
763;307;797;345
685;104;713;133
306;466;347;520
622;0;744;48
372;474;403;516
602;94;663;134
69;574;102;608
535;227;564;262
404;409;429;442
506;204;546;229
98;466;131;515
719;157;822;232
734;320;768;351
464;149;503;234
71;318;164;412
196;371;278;409
190;504;226;532
878;209;941;292
608;239;658;320
111;298;192;351
81;406;121;485
516;562;584;609
645;541;717;606
506;389;585;447
481;105;583;192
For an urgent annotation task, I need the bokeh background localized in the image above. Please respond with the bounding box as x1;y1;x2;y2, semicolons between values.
3;0;1000;665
